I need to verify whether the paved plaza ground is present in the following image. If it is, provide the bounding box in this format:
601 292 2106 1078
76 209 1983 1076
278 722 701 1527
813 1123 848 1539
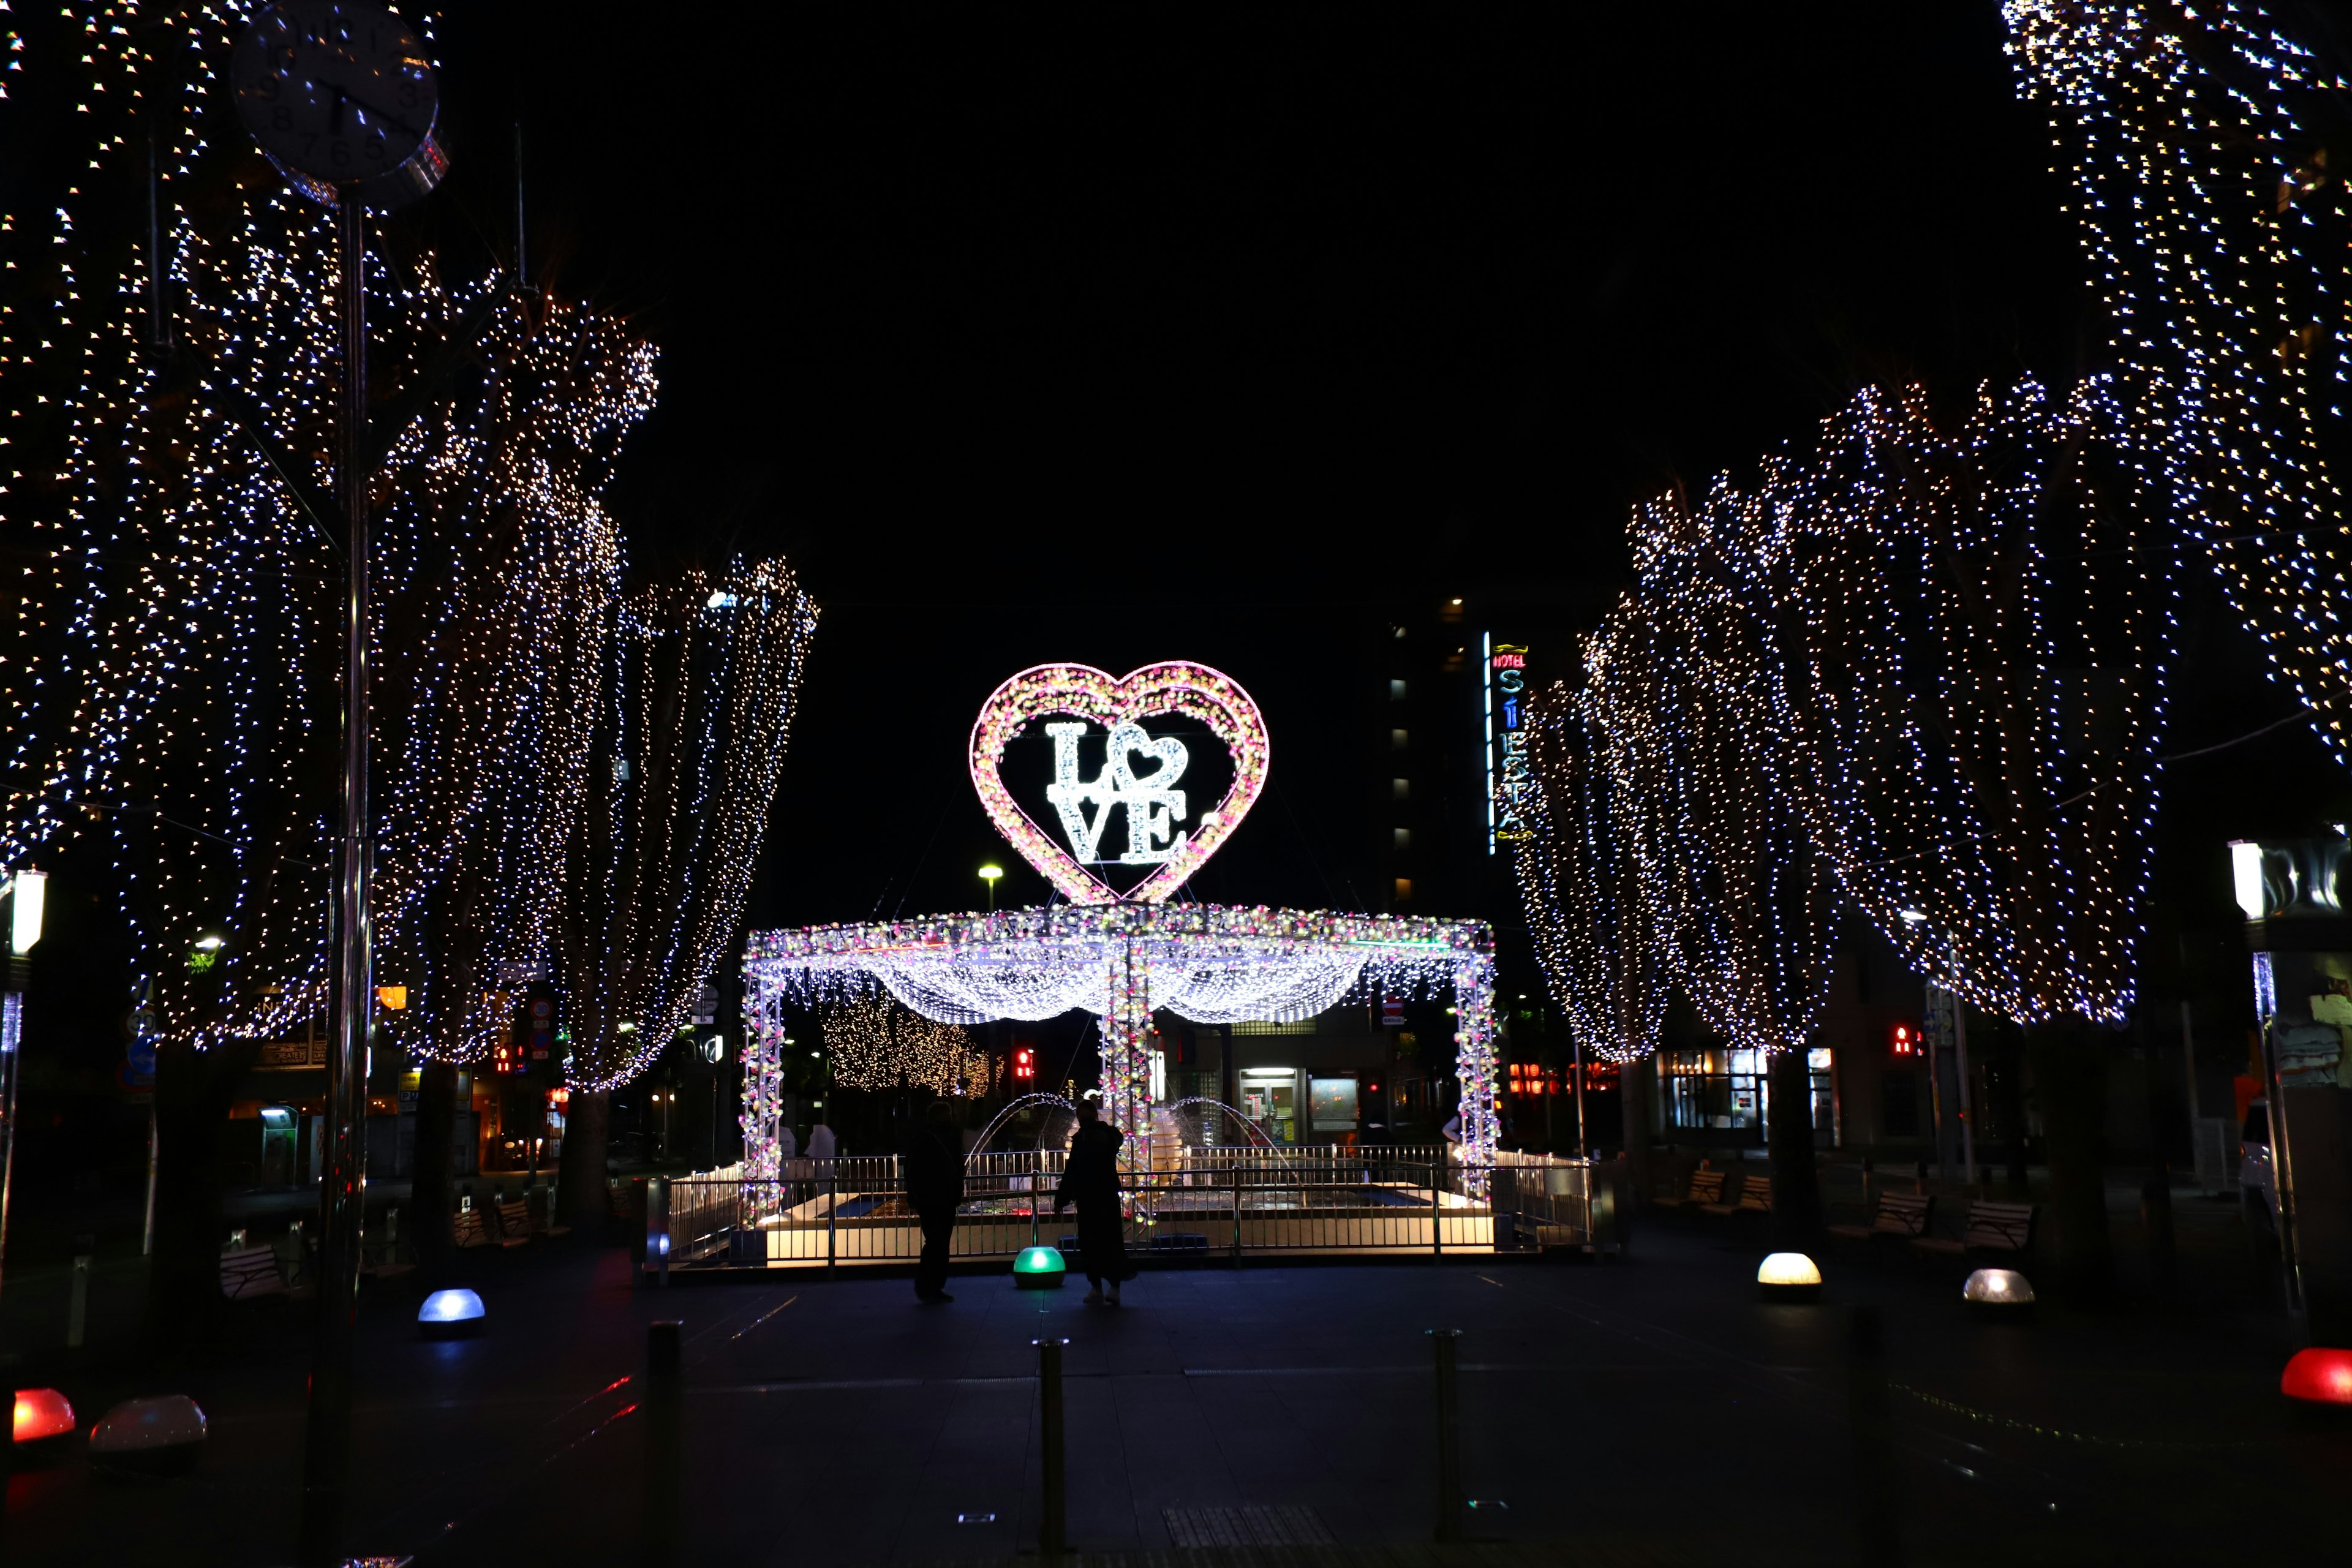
1 1183 2345 1566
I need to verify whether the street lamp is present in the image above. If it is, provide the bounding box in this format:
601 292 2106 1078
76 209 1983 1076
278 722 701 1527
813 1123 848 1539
979 863 1004 911
1 867 49 1300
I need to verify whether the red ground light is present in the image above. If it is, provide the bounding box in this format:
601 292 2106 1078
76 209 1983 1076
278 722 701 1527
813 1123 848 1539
2280 1348 2352 1406
13 1387 75 1442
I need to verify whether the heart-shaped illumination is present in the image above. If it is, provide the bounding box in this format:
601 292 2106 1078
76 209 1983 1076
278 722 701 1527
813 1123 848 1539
970 662 1269 904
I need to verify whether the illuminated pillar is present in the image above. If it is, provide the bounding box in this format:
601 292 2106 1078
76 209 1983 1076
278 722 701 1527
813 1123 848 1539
1452 956 1500 1169
1099 936 1153 1150
737 974 786 1224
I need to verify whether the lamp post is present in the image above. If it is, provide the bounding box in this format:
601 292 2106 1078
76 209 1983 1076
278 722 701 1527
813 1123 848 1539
0 867 50 1302
979 863 1004 913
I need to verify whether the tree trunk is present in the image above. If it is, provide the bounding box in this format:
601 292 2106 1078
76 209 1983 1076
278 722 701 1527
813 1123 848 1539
409 1060 458 1274
1769 1046 1821 1248
2027 1020 2113 1302
143 1036 247 1359
557 1087 612 1232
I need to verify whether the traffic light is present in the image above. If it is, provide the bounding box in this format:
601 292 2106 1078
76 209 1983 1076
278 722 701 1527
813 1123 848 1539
1890 1021 1920 1058
1013 1046 1036 1082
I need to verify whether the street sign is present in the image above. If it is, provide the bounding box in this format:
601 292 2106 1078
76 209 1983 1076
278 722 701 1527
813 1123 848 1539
692 980 719 1027
528 995 554 1061
1381 997 1406 1028
127 1033 158 1078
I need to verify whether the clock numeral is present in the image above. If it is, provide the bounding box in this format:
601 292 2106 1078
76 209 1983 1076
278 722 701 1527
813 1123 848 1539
365 137 385 163
330 138 350 169
272 106 292 132
398 80 418 109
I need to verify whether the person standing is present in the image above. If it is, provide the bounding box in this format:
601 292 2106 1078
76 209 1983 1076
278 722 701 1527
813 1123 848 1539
1055 1099 1136 1305
907 1101 965 1303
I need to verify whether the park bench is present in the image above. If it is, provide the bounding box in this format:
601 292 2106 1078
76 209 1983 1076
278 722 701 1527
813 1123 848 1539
1702 1173 1773 1218
453 1205 494 1249
491 1197 533 1249
1913 1199 2035 1259
219 1245 285 1300
1826 1189 1934 1243
1653 1167 1725 1211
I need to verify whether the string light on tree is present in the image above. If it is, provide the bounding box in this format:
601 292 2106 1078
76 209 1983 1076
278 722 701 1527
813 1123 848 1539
2004 1 2351 764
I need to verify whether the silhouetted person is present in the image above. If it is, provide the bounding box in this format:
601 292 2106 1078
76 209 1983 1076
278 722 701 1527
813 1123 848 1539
1055 1099 1135 1305
907 1100 965 1303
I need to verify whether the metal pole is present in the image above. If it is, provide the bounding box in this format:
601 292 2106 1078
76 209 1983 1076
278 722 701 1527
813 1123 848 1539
2260 1014 2307 1314
1430 1158 1442 1257
146 131 169 350
1572 1028 1589 1159
1430 1328 1463 1542
143 1105 158 1256
1037 1337 1066 1558
0 986 22 1304
643 1319 682 1568
297 190 373 1568
826 1172 837 1276
1951 984 1977 1184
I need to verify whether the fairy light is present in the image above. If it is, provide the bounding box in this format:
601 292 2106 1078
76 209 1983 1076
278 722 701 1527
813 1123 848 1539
1512 669 1668 1063
821 990 994 1096
4 9 817 1084
741 901 1499 1168
1593 492 1833 1060
968 662 1269 905
2003 2 2351 763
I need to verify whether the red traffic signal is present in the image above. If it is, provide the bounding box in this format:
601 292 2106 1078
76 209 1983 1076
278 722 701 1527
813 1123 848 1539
1013 1046 1036 1081
1890 1022 1920 1058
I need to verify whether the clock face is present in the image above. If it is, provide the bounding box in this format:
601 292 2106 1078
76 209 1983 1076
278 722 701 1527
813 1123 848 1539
231 2 439 186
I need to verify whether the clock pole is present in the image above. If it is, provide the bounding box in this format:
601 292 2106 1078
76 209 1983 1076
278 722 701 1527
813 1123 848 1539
225 9 451 1564
298 186 375 1567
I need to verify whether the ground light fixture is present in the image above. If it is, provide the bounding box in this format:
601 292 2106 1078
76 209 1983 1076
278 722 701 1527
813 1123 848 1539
418 1287 486 1340
1757 1252 1823 1302
1014 1245 1067 1289
1963 1267 2037 1317
13 1387 74 1444
88 1394 206 1475
2281 1347 2352 1408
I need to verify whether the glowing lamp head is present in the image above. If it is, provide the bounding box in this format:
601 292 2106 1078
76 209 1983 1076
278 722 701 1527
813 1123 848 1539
9 869 47 956
1014 1245 1067 1291
2282 1347 2352 1407
1757 1252 1823 1302
1963 1267 2036 1312
2230 840 2267 922
13 1387 74 1444
978 864 1003 882
418 1287 486 1339
191 932 226 952
1898 907 1928 925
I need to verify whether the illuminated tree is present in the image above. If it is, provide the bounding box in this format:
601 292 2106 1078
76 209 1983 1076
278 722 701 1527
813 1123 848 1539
1594 493 1834 1234
1514 666 1668 1084
551 559 818 1229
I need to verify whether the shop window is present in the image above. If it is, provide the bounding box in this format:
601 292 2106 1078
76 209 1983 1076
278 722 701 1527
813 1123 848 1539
1660 1047 1766 1132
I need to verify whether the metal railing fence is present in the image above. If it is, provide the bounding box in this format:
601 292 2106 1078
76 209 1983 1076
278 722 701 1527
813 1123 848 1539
647 1147 1618 1272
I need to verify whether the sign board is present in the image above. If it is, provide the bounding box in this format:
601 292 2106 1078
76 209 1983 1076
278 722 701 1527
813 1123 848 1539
1380 997 1406 1029
1484 635 1534 853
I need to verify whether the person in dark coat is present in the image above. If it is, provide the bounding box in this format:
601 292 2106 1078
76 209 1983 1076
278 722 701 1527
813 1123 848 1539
906 1100 966 1303
1055 1099 1136 1305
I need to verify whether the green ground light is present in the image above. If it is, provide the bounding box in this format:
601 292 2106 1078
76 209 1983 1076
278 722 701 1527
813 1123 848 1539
1014 1245 1066 1289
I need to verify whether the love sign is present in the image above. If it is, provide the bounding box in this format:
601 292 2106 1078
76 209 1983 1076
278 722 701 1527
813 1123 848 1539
969 662 1270 904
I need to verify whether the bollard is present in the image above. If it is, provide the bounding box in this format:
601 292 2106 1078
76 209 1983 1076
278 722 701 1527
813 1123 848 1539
2142 1163 2176 1287
1036 1337 1067 1558
66 1234 93 1350
1429 1328 1464 1542
1845 1306 1904 1566
643 1319 683 1568
647 1176 671 1287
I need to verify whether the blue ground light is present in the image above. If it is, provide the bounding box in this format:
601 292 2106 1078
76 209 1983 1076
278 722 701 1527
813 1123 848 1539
418 1287 486 1338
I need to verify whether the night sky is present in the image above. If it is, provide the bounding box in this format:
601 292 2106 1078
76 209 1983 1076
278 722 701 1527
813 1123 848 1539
413 3 2260 930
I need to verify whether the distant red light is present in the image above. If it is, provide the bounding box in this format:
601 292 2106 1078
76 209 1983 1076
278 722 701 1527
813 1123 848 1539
14 1387 74 1443
2282 1347 2352 1406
